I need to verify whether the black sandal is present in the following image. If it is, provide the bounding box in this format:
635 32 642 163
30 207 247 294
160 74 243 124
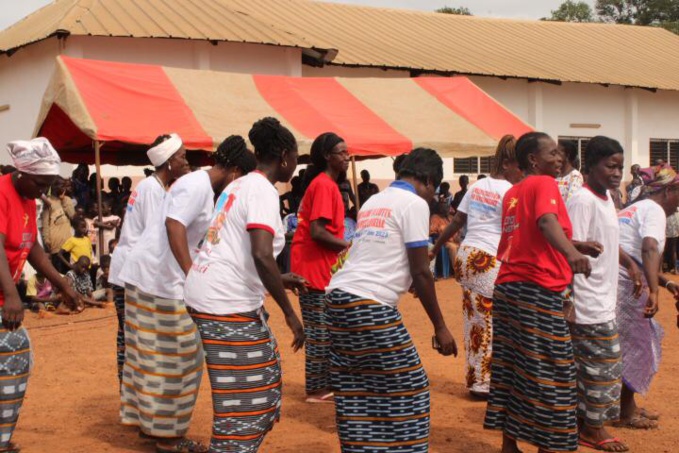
156 438 208 453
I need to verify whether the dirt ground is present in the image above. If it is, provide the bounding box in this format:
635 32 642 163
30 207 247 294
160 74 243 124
14 278 679 453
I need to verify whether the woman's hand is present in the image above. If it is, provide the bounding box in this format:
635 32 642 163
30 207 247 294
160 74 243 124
645 291 659 318
625 261 643 298
434 326 458 357
285 312 305 352
573 241 604 258
566 250 592 277
281 273 309 296
2 293 24 331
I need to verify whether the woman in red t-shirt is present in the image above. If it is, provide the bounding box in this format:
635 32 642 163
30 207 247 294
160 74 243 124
0 138 82 453
483 132 594 453
290 132 350 403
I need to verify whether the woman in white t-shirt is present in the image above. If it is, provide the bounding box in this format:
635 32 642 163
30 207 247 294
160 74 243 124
109 134 190 385
326 148 457 453
184 117 305 453
430 135 522 398
616 164 679 430
565 136 638 451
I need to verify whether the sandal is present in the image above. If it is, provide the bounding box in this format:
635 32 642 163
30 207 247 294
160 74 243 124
156 439 208 453
0 442 21 453
579 437 629 452
613 416 658 430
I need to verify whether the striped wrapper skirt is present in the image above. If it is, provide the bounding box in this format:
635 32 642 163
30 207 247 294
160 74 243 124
0 324 31 449
120 284 204 438
326 289 430 453
484 282 578 452
190 309 282 453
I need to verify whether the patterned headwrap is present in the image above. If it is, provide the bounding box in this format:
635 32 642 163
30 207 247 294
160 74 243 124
7 137 61 175
639 164 679 192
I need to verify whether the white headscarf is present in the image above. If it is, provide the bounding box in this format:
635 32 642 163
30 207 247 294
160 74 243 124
147 133 183 167
7 137 61 175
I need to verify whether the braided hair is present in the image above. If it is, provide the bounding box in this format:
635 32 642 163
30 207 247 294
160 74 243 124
491 135 517 177
215 135 257 174
248 117 296 162
302 132 344 191
397 148 443 188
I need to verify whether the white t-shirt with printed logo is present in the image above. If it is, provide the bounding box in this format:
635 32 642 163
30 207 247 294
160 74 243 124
184 171 285 315
457 177 512 257
119 170 215 299
109 177 165 286
567 187 619 324
327 181 430 308
618 198 666 264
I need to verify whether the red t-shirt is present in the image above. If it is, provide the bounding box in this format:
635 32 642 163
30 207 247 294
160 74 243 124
495 175 573 292
291 173 345 290
0 174 37 306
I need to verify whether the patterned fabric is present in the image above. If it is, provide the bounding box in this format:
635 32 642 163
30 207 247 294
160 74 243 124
484 282 578 453
191 309 282 453
300 290 331 394
0 325 31 449
456 245 498 394
66 270 93 296
326 289 430 453
113 285 125 384
568 321 622 427
120 284 204 437
616 265 664 395
666 211 679 238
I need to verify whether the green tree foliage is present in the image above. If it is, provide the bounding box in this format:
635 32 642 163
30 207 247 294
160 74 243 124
595 0 679 27
547 0 595 22
435 6 473 15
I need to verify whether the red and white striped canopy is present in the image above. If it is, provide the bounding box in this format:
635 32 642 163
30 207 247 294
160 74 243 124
35 56 532 165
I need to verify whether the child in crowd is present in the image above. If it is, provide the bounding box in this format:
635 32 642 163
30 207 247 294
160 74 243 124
95 255 114 303
60 217 93 269
65 256 109 311
88 199 121 263
26 272 59 313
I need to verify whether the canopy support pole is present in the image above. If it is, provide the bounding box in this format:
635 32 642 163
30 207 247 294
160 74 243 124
94 140 105 262
350 155 360 212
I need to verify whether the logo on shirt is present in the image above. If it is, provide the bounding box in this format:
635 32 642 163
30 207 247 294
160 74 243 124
618 206 637 225
23 213 29 227
550 198 557 205
508 197 518 210
206 192 237 245
127 191 138 212
469 188 502 213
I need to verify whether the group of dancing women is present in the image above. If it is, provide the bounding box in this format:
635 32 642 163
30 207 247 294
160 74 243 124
0 119 677 453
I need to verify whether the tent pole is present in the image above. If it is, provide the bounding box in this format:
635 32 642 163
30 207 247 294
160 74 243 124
94 141 105 262
351 155 360 211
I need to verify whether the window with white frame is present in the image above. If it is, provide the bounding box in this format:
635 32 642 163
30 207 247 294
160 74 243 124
558 136 591 169
452 156 494 174
649 139 679 168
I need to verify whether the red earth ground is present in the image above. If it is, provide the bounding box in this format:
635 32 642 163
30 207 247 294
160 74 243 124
14 278 679 452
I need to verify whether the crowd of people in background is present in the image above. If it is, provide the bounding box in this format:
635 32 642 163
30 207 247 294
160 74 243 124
1 126 679 453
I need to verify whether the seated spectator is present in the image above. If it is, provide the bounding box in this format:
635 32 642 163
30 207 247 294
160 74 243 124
26 272 59 313
65 256 109 310
60 217 93 268
95 255 114 303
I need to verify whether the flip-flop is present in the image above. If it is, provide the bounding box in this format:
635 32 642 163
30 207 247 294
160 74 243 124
156 438 208 453
305 392 335 404
613 416 658 430
579 437 629 452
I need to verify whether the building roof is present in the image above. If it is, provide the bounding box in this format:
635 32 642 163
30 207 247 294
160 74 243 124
0 0 334 55
3 0 679 91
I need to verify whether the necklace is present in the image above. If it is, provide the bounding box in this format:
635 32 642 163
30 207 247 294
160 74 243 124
153 173 168 190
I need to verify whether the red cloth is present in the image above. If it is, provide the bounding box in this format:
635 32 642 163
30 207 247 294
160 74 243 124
496 175 573 292
0 175 37 306
291 173 345 290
